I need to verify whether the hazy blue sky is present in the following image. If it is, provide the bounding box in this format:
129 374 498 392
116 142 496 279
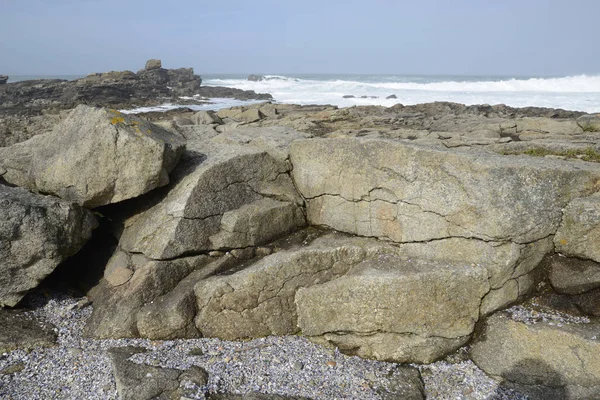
1 0 599 76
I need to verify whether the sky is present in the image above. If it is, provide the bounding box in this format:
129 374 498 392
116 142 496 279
1 0 599 76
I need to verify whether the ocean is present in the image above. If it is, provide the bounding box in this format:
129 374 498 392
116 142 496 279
7 74 600 113
203 74 600 113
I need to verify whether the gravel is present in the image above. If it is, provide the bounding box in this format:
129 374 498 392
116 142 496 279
0 293 529 399
506 304 591 325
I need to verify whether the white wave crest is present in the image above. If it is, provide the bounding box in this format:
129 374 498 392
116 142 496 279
201 74 600 112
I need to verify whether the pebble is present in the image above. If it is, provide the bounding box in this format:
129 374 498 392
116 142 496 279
0 292 530 399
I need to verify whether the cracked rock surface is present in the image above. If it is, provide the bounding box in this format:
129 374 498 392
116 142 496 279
0 185 97 306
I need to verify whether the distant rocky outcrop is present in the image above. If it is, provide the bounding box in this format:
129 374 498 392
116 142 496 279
144 59 162 71
247 74 265 82
0 75 8 85
0 60 271 118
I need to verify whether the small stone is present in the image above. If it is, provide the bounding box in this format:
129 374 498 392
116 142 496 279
326 361 337 368
365 371 377 381
0 362 25 375
188 347 204 356
293 361 304 371
209 251 225 257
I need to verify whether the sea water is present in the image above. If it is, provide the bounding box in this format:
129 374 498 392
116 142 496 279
8 74 600 113
203 74 600 113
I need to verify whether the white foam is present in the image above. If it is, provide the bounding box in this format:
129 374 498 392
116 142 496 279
121 98 266 114
204 75 600 113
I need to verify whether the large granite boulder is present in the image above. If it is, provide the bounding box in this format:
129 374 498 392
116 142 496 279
471 311 600 400
117 140 303 261
194 234 399 340
0 105 186 208
295 254 489 363
0 185 97 307
290 138 600 246
86 127 307 338
192 232 501 363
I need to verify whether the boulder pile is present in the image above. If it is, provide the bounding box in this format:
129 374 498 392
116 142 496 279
2 100 600 398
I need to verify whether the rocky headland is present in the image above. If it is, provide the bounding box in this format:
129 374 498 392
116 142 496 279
0 60 272 147
1 70 600 399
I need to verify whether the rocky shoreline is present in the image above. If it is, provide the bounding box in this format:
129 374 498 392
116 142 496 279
1 64 600 399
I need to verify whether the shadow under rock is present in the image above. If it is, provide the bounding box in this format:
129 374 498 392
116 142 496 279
494 358 567 400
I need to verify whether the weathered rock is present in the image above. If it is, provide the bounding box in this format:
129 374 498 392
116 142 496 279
194 234 399 340
118 141 303 260
549 254 600 295
85 252 212 338
471 312 600 399
343 95 355 99
296 255 489 363
0 185 97 307
555 193 600 263
577 114 600 132
0 309 57 352
108 346 208 400
209 198 305 250
145 59 162 71
290 138 600 245
0 105 186 207
386 94 397 99
0 75 8 85
376 366 425 400
135 254 243 340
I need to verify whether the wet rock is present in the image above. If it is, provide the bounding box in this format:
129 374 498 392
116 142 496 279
386 94 397 99
0 185 96 307
0 75 8 85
